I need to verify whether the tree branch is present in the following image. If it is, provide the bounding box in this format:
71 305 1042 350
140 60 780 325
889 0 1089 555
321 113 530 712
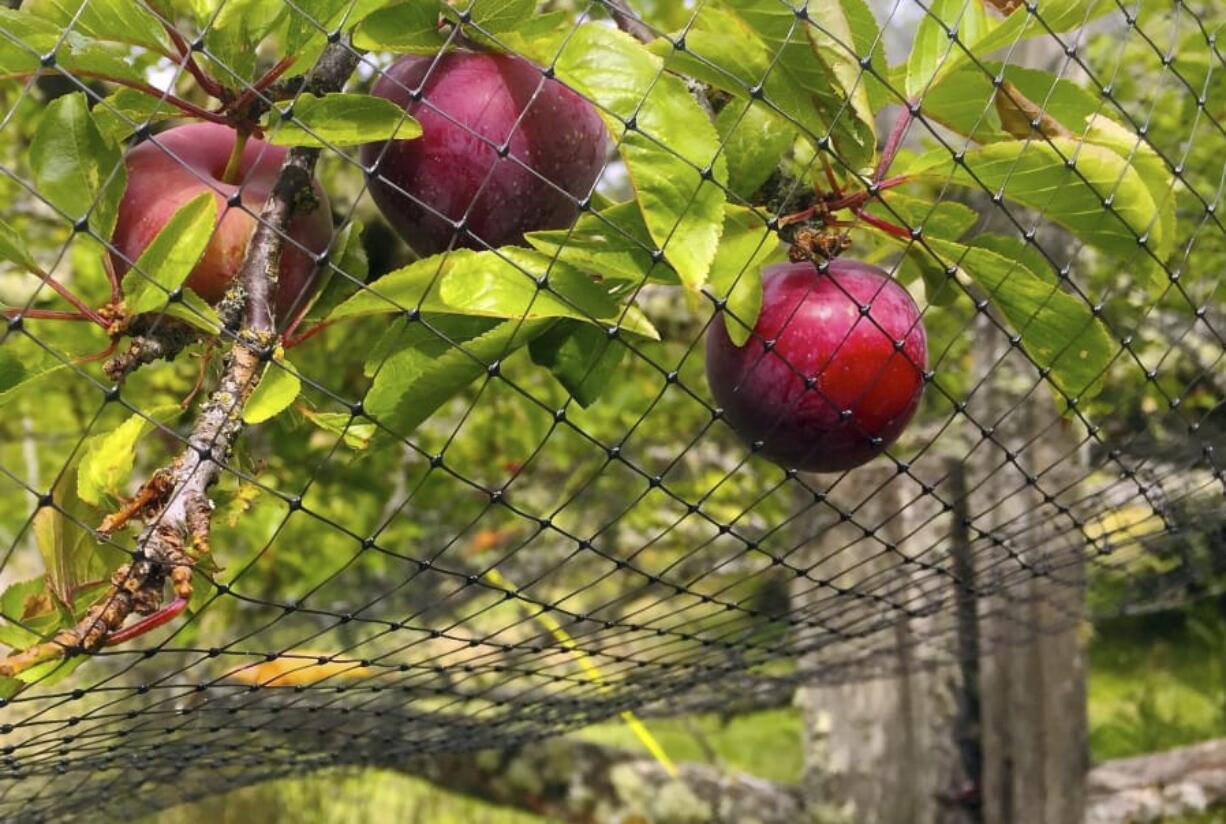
1087 738 1226 823
0 39 360 679
601 0 656 45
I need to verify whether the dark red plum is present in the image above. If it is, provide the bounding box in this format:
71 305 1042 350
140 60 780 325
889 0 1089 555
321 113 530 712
706 259 927 473
360 50 607 255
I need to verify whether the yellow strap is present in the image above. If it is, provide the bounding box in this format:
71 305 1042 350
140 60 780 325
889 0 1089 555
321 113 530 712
485 568 678 777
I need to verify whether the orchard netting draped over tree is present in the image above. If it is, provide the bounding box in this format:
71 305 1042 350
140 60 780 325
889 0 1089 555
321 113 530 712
0 0 1222 819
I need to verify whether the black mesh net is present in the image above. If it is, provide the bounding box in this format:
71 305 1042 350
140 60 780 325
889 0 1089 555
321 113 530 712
0 0 1222 820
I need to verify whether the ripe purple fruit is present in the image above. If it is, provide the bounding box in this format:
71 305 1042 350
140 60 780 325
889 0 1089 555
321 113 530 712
360 50 607 255
706 259 927 473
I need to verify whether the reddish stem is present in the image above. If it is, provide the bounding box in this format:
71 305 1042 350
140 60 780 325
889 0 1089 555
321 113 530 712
29 273 110 327
283 319 333 349
224 55 296 116
826 175 910 212
778 205 820 228
875 105 914 183
855 209 913 240
3 307 94 322
155 12 226 99
101 255 122 303
821 155 844 197
76 340 119 363
61 71 231 125
104 597 188 647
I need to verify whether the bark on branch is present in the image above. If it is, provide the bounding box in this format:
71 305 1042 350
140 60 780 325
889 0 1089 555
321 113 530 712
0 39 360 679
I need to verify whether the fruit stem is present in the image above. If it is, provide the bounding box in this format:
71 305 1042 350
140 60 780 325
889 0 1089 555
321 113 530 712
221 128 250 186
874 104 915 183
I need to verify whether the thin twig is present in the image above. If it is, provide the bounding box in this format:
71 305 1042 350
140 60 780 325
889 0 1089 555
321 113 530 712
60 70 230 123
153 7 227 99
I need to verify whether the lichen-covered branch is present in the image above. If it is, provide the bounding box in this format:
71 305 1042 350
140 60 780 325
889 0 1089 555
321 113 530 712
0 39 360 680
1087 738 1226 823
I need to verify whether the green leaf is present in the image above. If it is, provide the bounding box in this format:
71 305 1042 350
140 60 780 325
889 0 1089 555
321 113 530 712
299 408 375 449
970 232 1057 284
200 0 287 82
78 407 180 506
162 288 223 334
919 63 1102 145
840 0 889 112
864 192 978 241
706 206 779 346
285 0 391 53
121 193 217 316
364 316 553 435
92 88 183 146
550 24 727 290
802 0 878 161
0 347 66 408
0 8 58 75
330 248 659 338
30 93 126 242
716 0 875 168
926 0 1115 91
904 139 1165 259
527 201 681 286
243 355 303 424
716 100 796 199
304 220 369 323
906 0 990 99
0 577 59 651
529 321 625 407
268 93 422 148
352 0 446 52
24 0 170 52
32 462 102 606
449 0 534 33
1082 115 1176 268
0 216 42 275
13 654 87 687
926 237 1113 401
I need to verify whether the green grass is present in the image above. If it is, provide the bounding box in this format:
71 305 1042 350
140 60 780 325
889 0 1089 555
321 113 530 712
1087 602 1226 762
144 768 547 824
576 706 805 784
